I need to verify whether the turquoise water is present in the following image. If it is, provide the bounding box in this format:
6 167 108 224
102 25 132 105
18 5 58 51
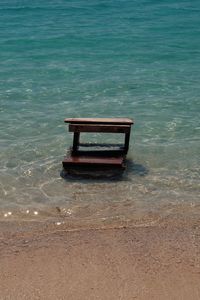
0 0 199 224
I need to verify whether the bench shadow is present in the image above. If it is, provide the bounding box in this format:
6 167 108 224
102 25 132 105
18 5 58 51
125 159 149 177
60 159 148 183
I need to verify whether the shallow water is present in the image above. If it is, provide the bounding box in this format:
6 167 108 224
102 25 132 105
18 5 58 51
0 0 199 225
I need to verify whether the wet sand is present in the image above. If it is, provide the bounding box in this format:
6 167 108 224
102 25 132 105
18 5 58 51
1 215 200 300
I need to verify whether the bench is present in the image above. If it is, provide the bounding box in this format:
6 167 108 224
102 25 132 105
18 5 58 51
62 118 134 170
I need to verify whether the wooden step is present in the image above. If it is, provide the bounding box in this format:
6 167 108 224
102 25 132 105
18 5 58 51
62 155 124 169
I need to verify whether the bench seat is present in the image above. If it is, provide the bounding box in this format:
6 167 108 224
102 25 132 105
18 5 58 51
64 118 134 125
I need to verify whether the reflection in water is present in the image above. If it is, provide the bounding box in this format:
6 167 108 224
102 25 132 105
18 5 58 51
60 168 124 181
60 159 149 181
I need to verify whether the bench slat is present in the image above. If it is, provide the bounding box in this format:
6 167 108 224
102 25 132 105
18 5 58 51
69 124 131 133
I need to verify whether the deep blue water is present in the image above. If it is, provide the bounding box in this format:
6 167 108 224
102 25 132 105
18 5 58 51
0 0 199 223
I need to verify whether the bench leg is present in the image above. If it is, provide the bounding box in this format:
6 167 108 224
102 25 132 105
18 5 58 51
124 131 130 154
72 132 80 154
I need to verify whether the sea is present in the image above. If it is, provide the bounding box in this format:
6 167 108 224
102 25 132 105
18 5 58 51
0 0 199 227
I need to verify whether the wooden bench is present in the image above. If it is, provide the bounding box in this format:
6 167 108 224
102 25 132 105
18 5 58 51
62 118 134 171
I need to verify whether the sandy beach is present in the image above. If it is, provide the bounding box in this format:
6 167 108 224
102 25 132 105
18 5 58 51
1 214 200 300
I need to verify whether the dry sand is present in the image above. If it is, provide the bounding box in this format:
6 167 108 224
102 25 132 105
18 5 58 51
0 215 200 300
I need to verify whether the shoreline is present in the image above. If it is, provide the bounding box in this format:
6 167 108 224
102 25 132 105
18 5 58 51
1 214 200 299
